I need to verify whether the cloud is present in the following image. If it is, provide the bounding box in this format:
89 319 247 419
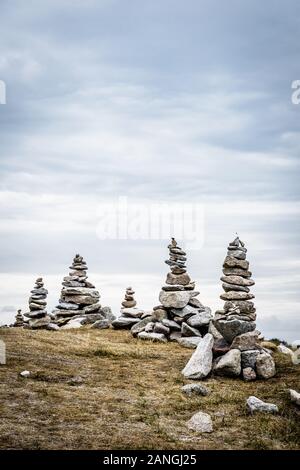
0 0 299 340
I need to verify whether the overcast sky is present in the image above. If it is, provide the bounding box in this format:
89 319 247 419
0 0 299 341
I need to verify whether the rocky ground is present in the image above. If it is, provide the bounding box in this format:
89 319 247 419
0 328 299 450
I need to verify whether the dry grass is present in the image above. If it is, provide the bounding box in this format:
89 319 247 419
0 327 299 450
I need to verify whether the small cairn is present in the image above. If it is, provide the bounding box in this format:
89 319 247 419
128 238 212 344
13 309 25 327
53 254 114 328
112 287 146 329
212 236 276 380
24 278 51 329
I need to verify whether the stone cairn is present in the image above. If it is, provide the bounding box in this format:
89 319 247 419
24 278 51 329
53 254 114 329
212 236 276 381
181 236 276 381
112 287 146 329
13 309 25 327
114 238 212 345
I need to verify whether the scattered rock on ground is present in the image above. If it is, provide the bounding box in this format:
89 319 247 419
187 411 213 433
246 396 278 414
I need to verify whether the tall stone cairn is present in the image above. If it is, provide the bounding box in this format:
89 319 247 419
112 287 146 329
122 287 137 308
53 254 114 328
129 238 212 344
212 236 276 381
24 277 51 329
13 309 25 327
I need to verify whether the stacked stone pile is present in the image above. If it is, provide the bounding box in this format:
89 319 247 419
181 236 276 381
24 278 51 329
53 254 115 329
130 238 212 345
212 236 275 380
13 309 25 327
112 287 147 329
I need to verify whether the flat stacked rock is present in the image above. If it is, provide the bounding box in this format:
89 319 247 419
213 236 276 380
112 287 146 329
132 238 212 344
24 278 51 329
53 254 115 328
13 309 25 327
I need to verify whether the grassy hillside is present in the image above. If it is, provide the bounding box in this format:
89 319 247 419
0 327 299 450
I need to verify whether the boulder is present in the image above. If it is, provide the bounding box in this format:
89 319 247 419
231 330 261 351
181 384 209 397
214 349 241 377
241 350 260 369
247 396 278 414
182 333 214 379
137 332 167 343
187 412 213 433
159 290 190 309
120 307 144 319
256 352 276 379
214 319 256 343
111 317 140 329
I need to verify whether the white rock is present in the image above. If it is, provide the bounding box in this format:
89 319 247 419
159 290 191 309
278 344 293 356
121 307 144 318
137 332 167 343
182 333 214 379
247 396 278 414
289 389 300 406
187 411 213 433
256 351 276 379
20 370 31 378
